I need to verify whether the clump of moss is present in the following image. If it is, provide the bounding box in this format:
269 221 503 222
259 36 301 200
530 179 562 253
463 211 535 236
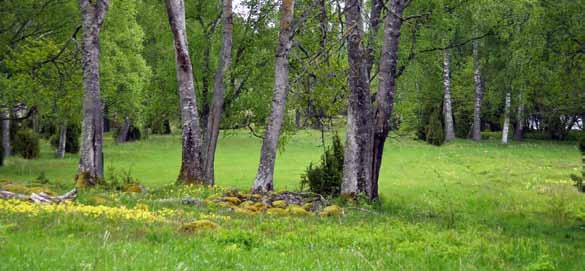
87 196 109 205
271 200 286 208
180 220 220 233
223 196 241 206
122 184 146 193
28 187 54 195
2 183 30 194
288 206 310 216
266 208 288 216
319 205 343 217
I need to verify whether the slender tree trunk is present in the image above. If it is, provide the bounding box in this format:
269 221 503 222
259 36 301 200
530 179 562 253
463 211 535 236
368 0 408 200
76 0 108 186
443 49 455 141
502 92 511 144
56 123 67 158
365 0 383 79
116 116 130 143
252 0 295 193
471 40 484 141
514 94 524 141
1 110 10 158
341 0 374 196
166 0 205 185
203 0 233 185
32 111 39 133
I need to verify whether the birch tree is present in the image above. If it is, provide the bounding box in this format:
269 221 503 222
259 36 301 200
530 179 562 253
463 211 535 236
252 0 295 193
165 0 205 184
471 39 484 141
76 0 109 186
442 49 455 141
501 91 511 144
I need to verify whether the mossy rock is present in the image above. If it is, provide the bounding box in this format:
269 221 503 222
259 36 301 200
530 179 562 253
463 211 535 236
223 196 241 206
319 205 343 217
122 184 145 193
87 196 109 205
206 193 222 201
271 200 287 208
288 206 310 216
266 207 288 216
180 220 220 233
233 207 257 215
28 187 55 196
2 183 30 194
302 202 314 211
75 172 90 189
240 200 254 208
218 201 236 208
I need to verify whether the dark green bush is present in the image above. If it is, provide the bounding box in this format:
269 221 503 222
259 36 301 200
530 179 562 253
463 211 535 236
49 124 80 153
113 125 142 142
0 141 4 166
425 108 445 146
300 134 344 196
13 129 40 159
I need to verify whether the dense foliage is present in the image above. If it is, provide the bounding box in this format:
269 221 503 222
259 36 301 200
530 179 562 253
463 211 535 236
300 134 344 196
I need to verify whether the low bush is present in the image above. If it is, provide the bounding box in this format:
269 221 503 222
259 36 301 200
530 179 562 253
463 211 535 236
13 129 40 159
425 108 445 146
300 134 344 196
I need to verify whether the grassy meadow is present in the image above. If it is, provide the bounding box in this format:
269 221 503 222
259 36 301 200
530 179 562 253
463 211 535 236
1 130 585 270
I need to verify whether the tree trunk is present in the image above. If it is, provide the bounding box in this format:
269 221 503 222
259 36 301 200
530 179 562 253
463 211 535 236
252 0 295 193
76 0 108 186
368 0 408 200
1 110 10 158
166 0 205 185
365 0 383 79
341 0 374 197
116 116 130 143
443 49 455 141
502 92 511 144
514 94 524 141
203 0 233 185
32 110 39 133
471 39 484 141
56 123 67 159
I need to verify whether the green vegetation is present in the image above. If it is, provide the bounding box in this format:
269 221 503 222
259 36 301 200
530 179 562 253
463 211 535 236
1 131 585 270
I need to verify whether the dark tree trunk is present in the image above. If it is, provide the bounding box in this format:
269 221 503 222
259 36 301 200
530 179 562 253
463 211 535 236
116 116 130 143
2 110 10 158
32 110 39 133
471 39 484 141
341 0 374 196
502 92 511 144
166 0 205 185
443 49 455 141
369 0 408 200
252 0 295 193
203 0 233 185
103 104 110 132
76 0 108 186
56 123 67 159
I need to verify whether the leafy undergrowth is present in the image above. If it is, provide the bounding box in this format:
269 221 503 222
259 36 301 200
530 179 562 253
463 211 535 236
1 183 585 270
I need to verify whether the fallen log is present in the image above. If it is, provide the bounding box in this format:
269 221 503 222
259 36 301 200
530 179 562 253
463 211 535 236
0 188 77 203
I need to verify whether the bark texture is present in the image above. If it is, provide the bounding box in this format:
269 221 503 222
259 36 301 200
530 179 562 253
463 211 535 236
56 123 67 158
165 0 205 184
502 92 511 144
341 0 374 196
204 0 233 185
252 0 295 193
442 49 455 141
514 94 524 140
365 0 383 78
1 110 10 158
471 40 484 141
77 0 108 186
369 0 409 200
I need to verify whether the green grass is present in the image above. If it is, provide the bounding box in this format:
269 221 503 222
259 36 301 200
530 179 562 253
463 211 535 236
1 130 585 270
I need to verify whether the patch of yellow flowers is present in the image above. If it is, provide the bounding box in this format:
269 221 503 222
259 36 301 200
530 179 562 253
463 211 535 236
0 199 179 223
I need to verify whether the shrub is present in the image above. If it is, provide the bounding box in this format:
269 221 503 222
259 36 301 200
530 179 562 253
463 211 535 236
13 129 40 159
49 124 80 153
113 125 142 142
300 133 344 196
425 108 445 146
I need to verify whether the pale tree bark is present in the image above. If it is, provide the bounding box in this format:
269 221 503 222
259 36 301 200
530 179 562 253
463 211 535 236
442 49 455 141
252 0 295 193
365 0 383 79
1 110 10 158
502 92 511 144
514 93 524 140
369 0 409 200
471 39 484 141
203 0 233 185
166 0 206 185
116 116 130 143
76 0 108 186
341 0 374 196
56 122 67 158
